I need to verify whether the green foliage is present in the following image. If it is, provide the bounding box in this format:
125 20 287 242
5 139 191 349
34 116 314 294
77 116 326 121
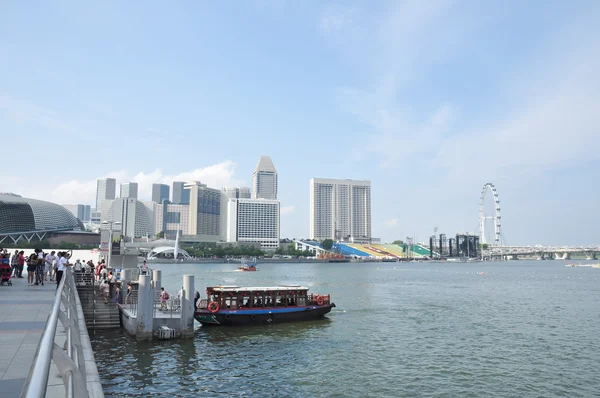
392 240 404 245
275 245 314 257
182 243 265 258
321 239 334 250
481 243 489 250
156 231 164 238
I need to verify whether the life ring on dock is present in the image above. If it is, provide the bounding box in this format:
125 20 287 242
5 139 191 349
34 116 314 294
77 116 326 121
208 302 220 313
316 296 324 306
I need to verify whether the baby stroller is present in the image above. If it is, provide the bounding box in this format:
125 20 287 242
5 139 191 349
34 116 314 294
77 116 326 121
0 255 12 286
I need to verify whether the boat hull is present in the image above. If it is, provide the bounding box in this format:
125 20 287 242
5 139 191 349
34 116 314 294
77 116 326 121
195 304 335 326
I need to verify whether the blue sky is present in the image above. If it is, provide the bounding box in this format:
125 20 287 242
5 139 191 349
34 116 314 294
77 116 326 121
1 1 599 245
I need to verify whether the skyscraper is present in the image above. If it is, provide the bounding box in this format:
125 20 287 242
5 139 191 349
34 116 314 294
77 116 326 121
222 187 251 199
96 178 116 210
252 156 277 200
120 182 138 199
309 178 372 242
172 181 190 204
152 183 170 203
185 182 221 237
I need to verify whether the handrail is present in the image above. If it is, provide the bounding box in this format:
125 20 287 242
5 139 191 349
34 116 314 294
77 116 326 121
21 267 89 398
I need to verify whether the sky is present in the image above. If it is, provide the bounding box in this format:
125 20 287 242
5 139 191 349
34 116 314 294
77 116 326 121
1 1 599 245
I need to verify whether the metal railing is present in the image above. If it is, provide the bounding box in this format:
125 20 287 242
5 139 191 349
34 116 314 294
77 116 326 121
21 267 89 398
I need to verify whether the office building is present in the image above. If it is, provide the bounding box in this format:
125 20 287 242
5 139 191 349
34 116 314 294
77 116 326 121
96 178 116 211
155 203 190 239
103 198 155 238
252 156 277 200
309 178 371 241
185 182 221 237
152 183 170 204
172 181 190 205
120 182 138 199
62 204 92 222
226 198 280 250
222 187 251 199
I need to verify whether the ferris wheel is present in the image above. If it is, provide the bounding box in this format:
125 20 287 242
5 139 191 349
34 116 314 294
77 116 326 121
479 183 502 245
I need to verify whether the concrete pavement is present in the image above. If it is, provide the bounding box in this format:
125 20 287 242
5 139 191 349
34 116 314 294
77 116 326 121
0 273 103 397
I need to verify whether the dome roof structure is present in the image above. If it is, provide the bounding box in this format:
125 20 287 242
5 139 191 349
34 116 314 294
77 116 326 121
0 194 83 234
147 246 190 260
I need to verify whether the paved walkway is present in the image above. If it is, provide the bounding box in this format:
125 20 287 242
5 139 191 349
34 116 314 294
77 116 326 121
0 274 66 397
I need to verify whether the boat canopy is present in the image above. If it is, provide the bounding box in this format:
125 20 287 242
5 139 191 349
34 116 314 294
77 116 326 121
208 285 309 292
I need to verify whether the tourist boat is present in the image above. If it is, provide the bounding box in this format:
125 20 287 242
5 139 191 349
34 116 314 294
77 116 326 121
194 285 336 326
238 257 258 271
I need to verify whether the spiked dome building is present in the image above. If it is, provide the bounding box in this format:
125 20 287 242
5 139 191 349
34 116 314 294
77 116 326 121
0 193 84 243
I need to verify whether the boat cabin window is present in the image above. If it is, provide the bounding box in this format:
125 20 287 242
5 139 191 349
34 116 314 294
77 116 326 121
252 293 263 308
225 295 237 309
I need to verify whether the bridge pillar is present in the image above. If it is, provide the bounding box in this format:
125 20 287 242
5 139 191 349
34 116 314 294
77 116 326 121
545 252 554 260
508 254 518 260
554 252 564 260
585 251 597 260
563 252 571 260
535 252 545 260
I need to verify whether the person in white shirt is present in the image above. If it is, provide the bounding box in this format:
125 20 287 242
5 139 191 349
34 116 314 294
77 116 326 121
45 251 57 282
56 251 71 288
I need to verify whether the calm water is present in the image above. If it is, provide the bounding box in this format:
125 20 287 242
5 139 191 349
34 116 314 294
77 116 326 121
91 261 600 397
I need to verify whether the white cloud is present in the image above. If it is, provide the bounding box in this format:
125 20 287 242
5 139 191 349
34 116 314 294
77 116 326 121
280 205 295 215
4 161 244 206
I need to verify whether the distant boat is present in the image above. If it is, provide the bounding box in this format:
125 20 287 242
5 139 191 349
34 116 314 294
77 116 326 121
238 257 258 271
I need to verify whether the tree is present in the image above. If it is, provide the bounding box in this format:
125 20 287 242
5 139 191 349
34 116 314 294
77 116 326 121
481 243 489 250
322 239 334 250
156 231 164 238
392 240 404 245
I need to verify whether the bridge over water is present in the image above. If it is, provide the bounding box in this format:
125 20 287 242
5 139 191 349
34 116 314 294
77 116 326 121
483 245 600 260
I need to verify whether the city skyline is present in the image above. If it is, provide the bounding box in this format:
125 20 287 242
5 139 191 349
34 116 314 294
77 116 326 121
2 2 599 245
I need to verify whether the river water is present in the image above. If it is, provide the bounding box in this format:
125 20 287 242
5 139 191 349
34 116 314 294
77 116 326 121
90 260 600 397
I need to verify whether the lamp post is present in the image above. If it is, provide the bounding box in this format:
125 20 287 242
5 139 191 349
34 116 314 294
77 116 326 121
102 220 121 267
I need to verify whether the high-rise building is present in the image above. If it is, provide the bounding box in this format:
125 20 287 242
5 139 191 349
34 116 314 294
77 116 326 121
103 198 155 238
172 181 190 205
155 203 190 239
185 182 221 237
222 187 251 199
152 183 170 203
61 204 91 222
309 178 371 242
120 182 138 199
96 178 116 210
252 156 277 200
226 198 280 250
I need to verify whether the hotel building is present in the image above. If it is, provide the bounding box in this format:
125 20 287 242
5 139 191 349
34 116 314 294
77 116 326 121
309 178 371 242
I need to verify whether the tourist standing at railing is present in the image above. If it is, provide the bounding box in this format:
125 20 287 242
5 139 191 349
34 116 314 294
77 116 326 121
126 283 132 304
56 251 72 288
114 285 121 306
142 260 148 275
160 287 169 310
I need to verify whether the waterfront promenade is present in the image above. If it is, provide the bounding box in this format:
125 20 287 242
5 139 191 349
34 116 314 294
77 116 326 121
0 275 103 397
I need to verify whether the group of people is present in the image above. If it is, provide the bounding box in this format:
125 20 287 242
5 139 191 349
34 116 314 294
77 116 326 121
0 248 72 287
